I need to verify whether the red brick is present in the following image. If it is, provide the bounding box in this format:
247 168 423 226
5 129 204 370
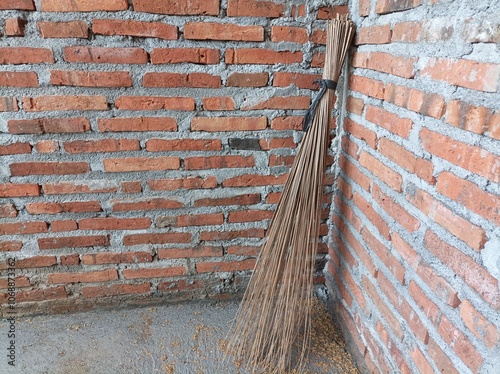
103 156 180 172
64 47 147 64
460 299 498 348
200 229 264 241
202 96 235 111
372 184 420 232
177 214 223 227
0 97 18 112
225 48 302 65
123 232 191 246
0 71 38 87
0 204 17 218
83 283 151 298
93 19 177 39
196 259 256 273
98 117 176 132
42 0 127 11
416 261 460 308
63 139 139 154
0 241 23 252
406 187 486 250
23 95 108 111
317 5 348 19
48 269 118 284
51 220 78 232
0 142 31 155
242 96 309 110
227 246 260 256
0 276 31 289
259 137 296 150
420 58 499 92
338 154 371 191
228 210 273 223
363 228 404 282
354 192 392 240
273 72 321 90
346 97 364 116
10 161 89 176
195 193 260 207
384 83 447 119
0 183 40 197
132 0 219 15
5 17 27 36
379 137 435 184
359 0 370 16
151 48 219 64
223 174 287 187
345 118 378 149
184 22 263 41
146 139 221 152
8 117 90 134
349 75 385 99
15 286 67 303
392 21 422 42
0 0 35 10
310 29 326 45
425 230 500 309
462 18 500 43
437 315 483 372
353 51 416 78
123 266 186 279
38 21 88 38
14 256 57 269
359 151 403 192
111 198 183 212
115 96 194 111
121 181 142 194
51 70 132 88
427 339 460 374
355 25 392 45
184 155 254 170
35 140 59 153
411 346 434 374
43 181 118 195
82 252 151 265
158 246 222 259
270 116 302 131
376 0 422 14
0 47 54 64
191 116 267 131
148 176 217 191
271 26 307 43
158 279 205 292
365 105 413 138
446 100 496 137
437 171 500 226
143 72 220 88
421 128 499 183
409 280 441 325
79 217 151 231
226 72 268 87
227 0 283 17
26 201 102 215
38 235 109 250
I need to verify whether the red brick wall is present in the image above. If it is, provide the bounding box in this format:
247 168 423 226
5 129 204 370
327 0 499 373
0 0 347 315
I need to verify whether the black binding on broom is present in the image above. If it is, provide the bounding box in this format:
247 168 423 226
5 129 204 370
302 79 337 132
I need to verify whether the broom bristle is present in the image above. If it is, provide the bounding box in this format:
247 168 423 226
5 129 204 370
227 15 355 373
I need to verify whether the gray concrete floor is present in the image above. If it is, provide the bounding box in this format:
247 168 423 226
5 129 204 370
0 300 358 374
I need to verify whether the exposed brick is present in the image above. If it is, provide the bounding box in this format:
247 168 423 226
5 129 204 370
421 128 499 183
123 266 186 279
185 22 263 41
48 269 118 284
411 346 434 374
8 118 90 134
63 139 139 154
445 100 496 137
0 72 37 88
242 96 309 110
196 259 256 273
123 232 191 246
82 252 152 265
184 155 254 170
317 5 349 19
349 75 385 99
103 157 180 172
259 137 296 150
462 17 500 43
121 181 142 194
227 72 268 87
0 204 17 218
375 0 422 14
93 19 177 40
10 162 89 176
427 339 460 374
0 276 31 289
355 25 392 45
195 194 261 207
409 280 441 325
384 83 446 119
270 116 302 130
158 246 222 259
60 254 80 265
223 174 287 187
51 70 132 88
338 154 371 191
0 47 54 64
64 47 148 64
191 116 267 131
26 201 102 215
143 72 220 88
415 261 460 308
35 140 59 153
132 0 219 15
79 217 151 231
228 210 273 223
146 138 221 152
23 96 108 111
227 0 283 17
202 96 235 111
13 256 57 269
460 299 498 348
38 21 88 38
406 186 486 250
150 48 219 64
111 198 183 212
273 72 321 90
0 241 23 252
0 142 31 155
43 181 118 195
420 58 500 92
5 18 26 36
0 97 18 111
424 230 500 309
83 283 151 298
51 220 78 232
352 51 416 79
114 96 195 111
38 235 109 250
271 26 307 43
345 118 377 149
15 286 67 303
0 0 35 10
148 176 217 191
392 21 422 42
98 117 177 132
365 105 413 138
359 151 403 192
0 183 40 197
226 48 303 65
42 0 127 11
359 0 370 16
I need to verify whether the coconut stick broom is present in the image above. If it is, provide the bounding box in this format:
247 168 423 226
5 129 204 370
227 15 355 373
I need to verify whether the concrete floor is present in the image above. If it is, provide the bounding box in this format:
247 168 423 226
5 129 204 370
0 299 358 374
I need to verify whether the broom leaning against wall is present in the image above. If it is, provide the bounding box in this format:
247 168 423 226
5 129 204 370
227 15 356 373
